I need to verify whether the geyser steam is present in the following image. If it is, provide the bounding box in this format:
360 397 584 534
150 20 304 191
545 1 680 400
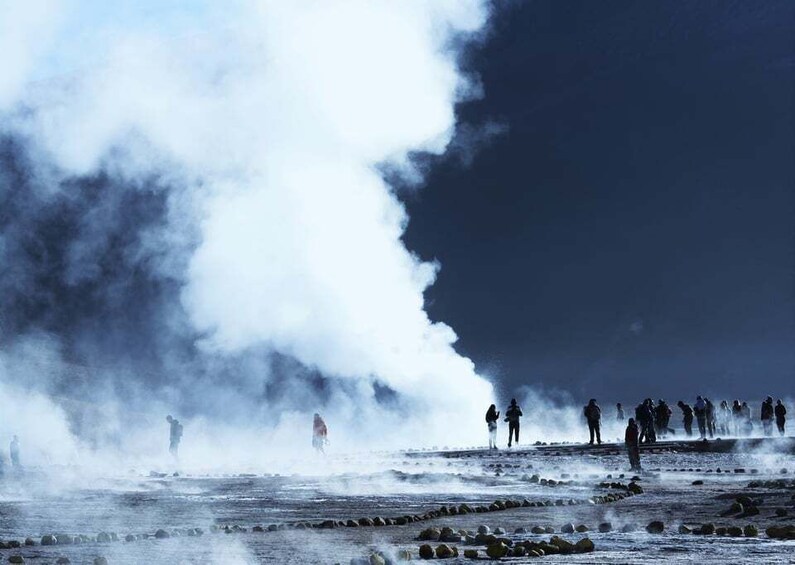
0 0 493 459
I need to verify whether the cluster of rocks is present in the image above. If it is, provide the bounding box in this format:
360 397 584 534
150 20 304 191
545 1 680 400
719 495 762 518
416 535 595 560
3 557 107 565
677 523 758 537
0 527 205 553
765 525 795 540
747 478 795 489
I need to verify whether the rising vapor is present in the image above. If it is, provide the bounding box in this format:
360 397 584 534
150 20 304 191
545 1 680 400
0 0 494 461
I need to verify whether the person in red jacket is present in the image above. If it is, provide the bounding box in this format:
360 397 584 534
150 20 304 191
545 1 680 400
625 418 641 471
313 413 328 454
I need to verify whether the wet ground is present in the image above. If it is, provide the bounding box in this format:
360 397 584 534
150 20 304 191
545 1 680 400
0 437 794 564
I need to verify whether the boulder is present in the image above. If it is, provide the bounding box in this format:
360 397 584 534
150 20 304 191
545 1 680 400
6 541 20 548
575 524 589 533
514 527 528 534
775 508 788 517
397 549 412 561
715 527 727 536
94 559 108 565
23 539 34 547
125 534 136 542
530 526 545 534
418 528 440 541
96 533 112 543
550 536 575 554
372 517 386 527
41 535 56 546
692 480 704 486
463 549 478 558
678 525 692 534
736 495 753 507
154 529 170 539
545 526 555 534
575 538 595 553
359 518 374 527
727 526 743 537
646 521 665 534
700 523 715 535
744 524 758 537
512 545 526 557
8 557 24 564
476 525 490 535
493 527 506 535
561 523 575 534
485 542 509 559
418 544 434 559
56 559 71 565
628 482 643 495
598 522 612 533
435 544 455 558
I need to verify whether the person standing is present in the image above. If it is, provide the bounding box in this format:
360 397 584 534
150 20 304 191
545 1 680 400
655 399 672 439
504 399 523 448
718 400 731 435
761 396 775 436
625 418 641 471
584 399 602 445
731 400 743 436
313 413 328 454
616 403 625 421
694 396 707 439
774 399 787 436
741 402 753 435
705 398 716 439
166 415 183 457
485 404 500 450
678 401 694 437
9 436 21 470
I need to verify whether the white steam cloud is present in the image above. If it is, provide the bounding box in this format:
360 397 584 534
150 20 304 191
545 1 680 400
0 0 494 458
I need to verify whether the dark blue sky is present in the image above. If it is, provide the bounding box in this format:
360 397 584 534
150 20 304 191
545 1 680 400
404 1 795 402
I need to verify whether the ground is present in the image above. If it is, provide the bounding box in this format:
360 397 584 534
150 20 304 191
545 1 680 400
0 438 793 564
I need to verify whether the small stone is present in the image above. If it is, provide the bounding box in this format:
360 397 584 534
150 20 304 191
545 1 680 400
646 521 665 534
485 542 509 559
418 544 434 559
463 549 478 558
154 529 170 539
598 522 612 533
575 538 595 553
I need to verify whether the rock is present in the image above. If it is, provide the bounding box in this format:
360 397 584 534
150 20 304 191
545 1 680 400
743 525 758 537
742 506 760 517
599 522 613 533
372 517 386 527
775 508 788 517
575 524 589 533
531 526 545 534
493 527 506 535
538 542 559 555
620 524 636 533
6 541 20 548
512 545 526 557
715 527 727 535
125 534 136 542
93 559 108 565
700 523 715 535
678 525 692 534
628 482 643 495
419 528 440 541
397 549 412 561
726 502 743 515
727 526 743 537
41 535 56 546
550 536 575 554
8 557 24 564
485 542 509 559
368 554 386 565
359 518 374 527
463 549 478 558
435 544 455 558
736 495 753 507
418 544 434 559
154 529 170 539
23 539 34 547
646 521 665 534
514 527 527 534
477 525 490 535
561 523 575 534
692 480 704 486
96 532 112 543
544 526 555 534
575 538 595 553
56 559 71 565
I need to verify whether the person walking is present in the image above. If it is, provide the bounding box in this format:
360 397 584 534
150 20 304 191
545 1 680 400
485 404 500 450
705 398 716 439
584 399 602 445
655 400 672 439
761 396 774 436
774 399 787 436
731 400 743 436
678 401 694 437
625 418 641 471
504 399 523 448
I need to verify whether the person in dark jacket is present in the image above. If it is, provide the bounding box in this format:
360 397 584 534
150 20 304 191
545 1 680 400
616 403 625 421
485 404 500 450
761 396 775 436
584 399 602 445
625 418 641 471
775 399 787 436
731 400 743 436
636 400 655 444
655 400 672 439
504 399 523 447
694 396 707 439
166 415 183 457
678 401 694 437
705 398 716 439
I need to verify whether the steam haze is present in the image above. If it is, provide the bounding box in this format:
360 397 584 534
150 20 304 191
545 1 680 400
0 0 494 465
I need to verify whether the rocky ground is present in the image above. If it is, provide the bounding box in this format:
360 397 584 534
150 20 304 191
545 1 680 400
0 437 793 564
